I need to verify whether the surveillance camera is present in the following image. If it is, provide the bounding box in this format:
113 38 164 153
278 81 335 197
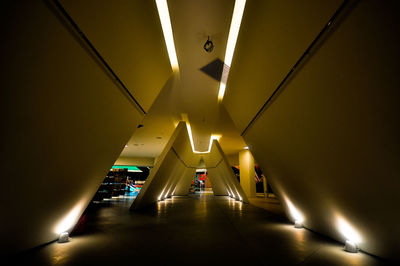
204 36 214 53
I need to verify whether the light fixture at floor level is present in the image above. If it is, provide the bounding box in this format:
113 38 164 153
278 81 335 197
294 220 303 228
58 232 69 243
344 240 358 253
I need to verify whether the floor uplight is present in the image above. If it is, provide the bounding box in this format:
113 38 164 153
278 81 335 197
294 220 303 228
58 232 69 243
344 240 358 253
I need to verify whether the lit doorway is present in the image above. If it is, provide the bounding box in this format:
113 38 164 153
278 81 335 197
190 169 213 194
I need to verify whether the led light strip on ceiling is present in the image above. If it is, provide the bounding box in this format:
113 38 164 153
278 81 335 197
218 0 247 101
155 0 179 71
181 114 221 154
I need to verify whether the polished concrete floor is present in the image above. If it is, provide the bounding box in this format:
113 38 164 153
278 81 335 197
15 194 386 265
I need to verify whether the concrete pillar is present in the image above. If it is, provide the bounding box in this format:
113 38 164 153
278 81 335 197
239 149 256 198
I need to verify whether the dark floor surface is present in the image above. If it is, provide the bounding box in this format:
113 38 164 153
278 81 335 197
14 194 387 265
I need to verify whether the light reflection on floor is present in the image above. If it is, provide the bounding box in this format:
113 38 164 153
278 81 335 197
14 194 387 266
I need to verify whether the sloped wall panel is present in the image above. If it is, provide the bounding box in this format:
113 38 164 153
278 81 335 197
0 0 156 255
207 168 228 196
60 0 172 112
131 122 248 209
131 122 191 210
204 141 248 202
174 168 197 196
224 0 342 132
224 0 400 260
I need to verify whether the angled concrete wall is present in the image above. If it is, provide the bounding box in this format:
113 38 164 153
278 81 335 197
0 0 171 255
174 168 197 196
207 168 228 196
131 122 248 210
224 0 400 260
205 141 249 203
60 0 172 111
131 122 197 210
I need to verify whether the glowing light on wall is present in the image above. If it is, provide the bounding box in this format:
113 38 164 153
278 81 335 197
181 114 221 154
54 200 86 234
158 188 166 201
165 187 173 198
155 0 179 70
336 216 362 244
285 198 304 223
218 0 246 101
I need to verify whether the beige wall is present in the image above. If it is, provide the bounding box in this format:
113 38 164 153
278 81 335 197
115 157 155 167
225 0 342 132
239 150 256 198
60 0 171 112
226 153 239 166
0 0 170 255
224 0 400 260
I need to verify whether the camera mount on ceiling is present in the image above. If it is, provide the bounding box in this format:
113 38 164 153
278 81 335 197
203 36 214 53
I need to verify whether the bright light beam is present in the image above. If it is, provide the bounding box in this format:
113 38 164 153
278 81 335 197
285 198 304 223
218 0 246 101
54 200 86 234
156 0 179 70
337 216 362 244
